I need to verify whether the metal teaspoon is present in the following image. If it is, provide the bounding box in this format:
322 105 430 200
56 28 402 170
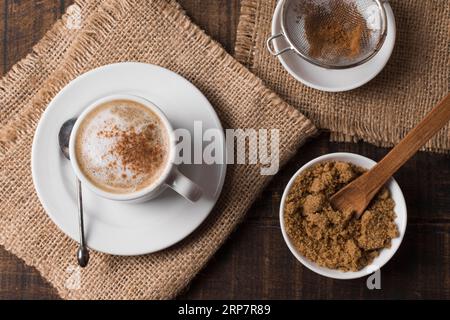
58 118 90 268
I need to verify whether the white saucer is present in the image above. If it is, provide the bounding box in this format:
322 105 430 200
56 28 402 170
32 62 227 256
271 1 396 92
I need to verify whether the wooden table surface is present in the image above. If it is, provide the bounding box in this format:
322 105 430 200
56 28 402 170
0 0 449 300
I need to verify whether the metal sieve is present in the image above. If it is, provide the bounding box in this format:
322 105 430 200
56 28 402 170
267 0 388 69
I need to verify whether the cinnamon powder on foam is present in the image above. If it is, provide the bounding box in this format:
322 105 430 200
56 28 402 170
76 101 169 193
97 124 166 182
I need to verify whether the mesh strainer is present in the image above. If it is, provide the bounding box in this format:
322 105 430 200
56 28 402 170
267 0 388 69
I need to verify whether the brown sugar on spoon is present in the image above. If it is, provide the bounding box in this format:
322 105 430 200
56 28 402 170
330 94 450 217
284 161 399 272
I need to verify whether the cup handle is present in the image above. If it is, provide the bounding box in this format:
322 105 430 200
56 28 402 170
166 167 202 202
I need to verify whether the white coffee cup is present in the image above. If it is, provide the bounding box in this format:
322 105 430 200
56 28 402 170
69 94 202 203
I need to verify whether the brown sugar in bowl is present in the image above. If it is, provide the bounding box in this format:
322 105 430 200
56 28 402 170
279 153 407 279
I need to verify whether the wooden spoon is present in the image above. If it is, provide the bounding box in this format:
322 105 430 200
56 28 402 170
330 94 450 218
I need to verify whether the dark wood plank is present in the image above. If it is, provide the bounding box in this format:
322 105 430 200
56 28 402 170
0 0 71 300
1 0 449 300
0 0 67 74
0 1 5 72
180 133 450 299
178 0 240 54
0 0 240 301
0 250 59 299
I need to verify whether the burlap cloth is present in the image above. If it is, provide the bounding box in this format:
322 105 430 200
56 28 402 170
0 0 317 299
235 0 449 152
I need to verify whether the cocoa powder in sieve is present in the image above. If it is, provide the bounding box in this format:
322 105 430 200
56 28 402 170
296 0 369 61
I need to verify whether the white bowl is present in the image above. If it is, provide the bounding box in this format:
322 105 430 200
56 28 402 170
279 153 407 279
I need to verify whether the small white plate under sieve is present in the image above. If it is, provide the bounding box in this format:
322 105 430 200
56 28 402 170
280 0 387 69
271 0 396 92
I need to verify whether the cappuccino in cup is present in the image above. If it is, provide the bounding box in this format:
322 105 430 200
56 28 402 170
74 99 170 194
70 94 202 203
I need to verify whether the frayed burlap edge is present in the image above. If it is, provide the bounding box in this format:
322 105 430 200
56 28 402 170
0 0 314 157
234 0 450 153
0 0 129 156
0 0 317 299
234 0 260 71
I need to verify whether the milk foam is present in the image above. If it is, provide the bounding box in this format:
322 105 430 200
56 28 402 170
75 100 169 194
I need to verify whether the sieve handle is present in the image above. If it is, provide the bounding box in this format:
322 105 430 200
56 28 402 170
267 33 292 56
